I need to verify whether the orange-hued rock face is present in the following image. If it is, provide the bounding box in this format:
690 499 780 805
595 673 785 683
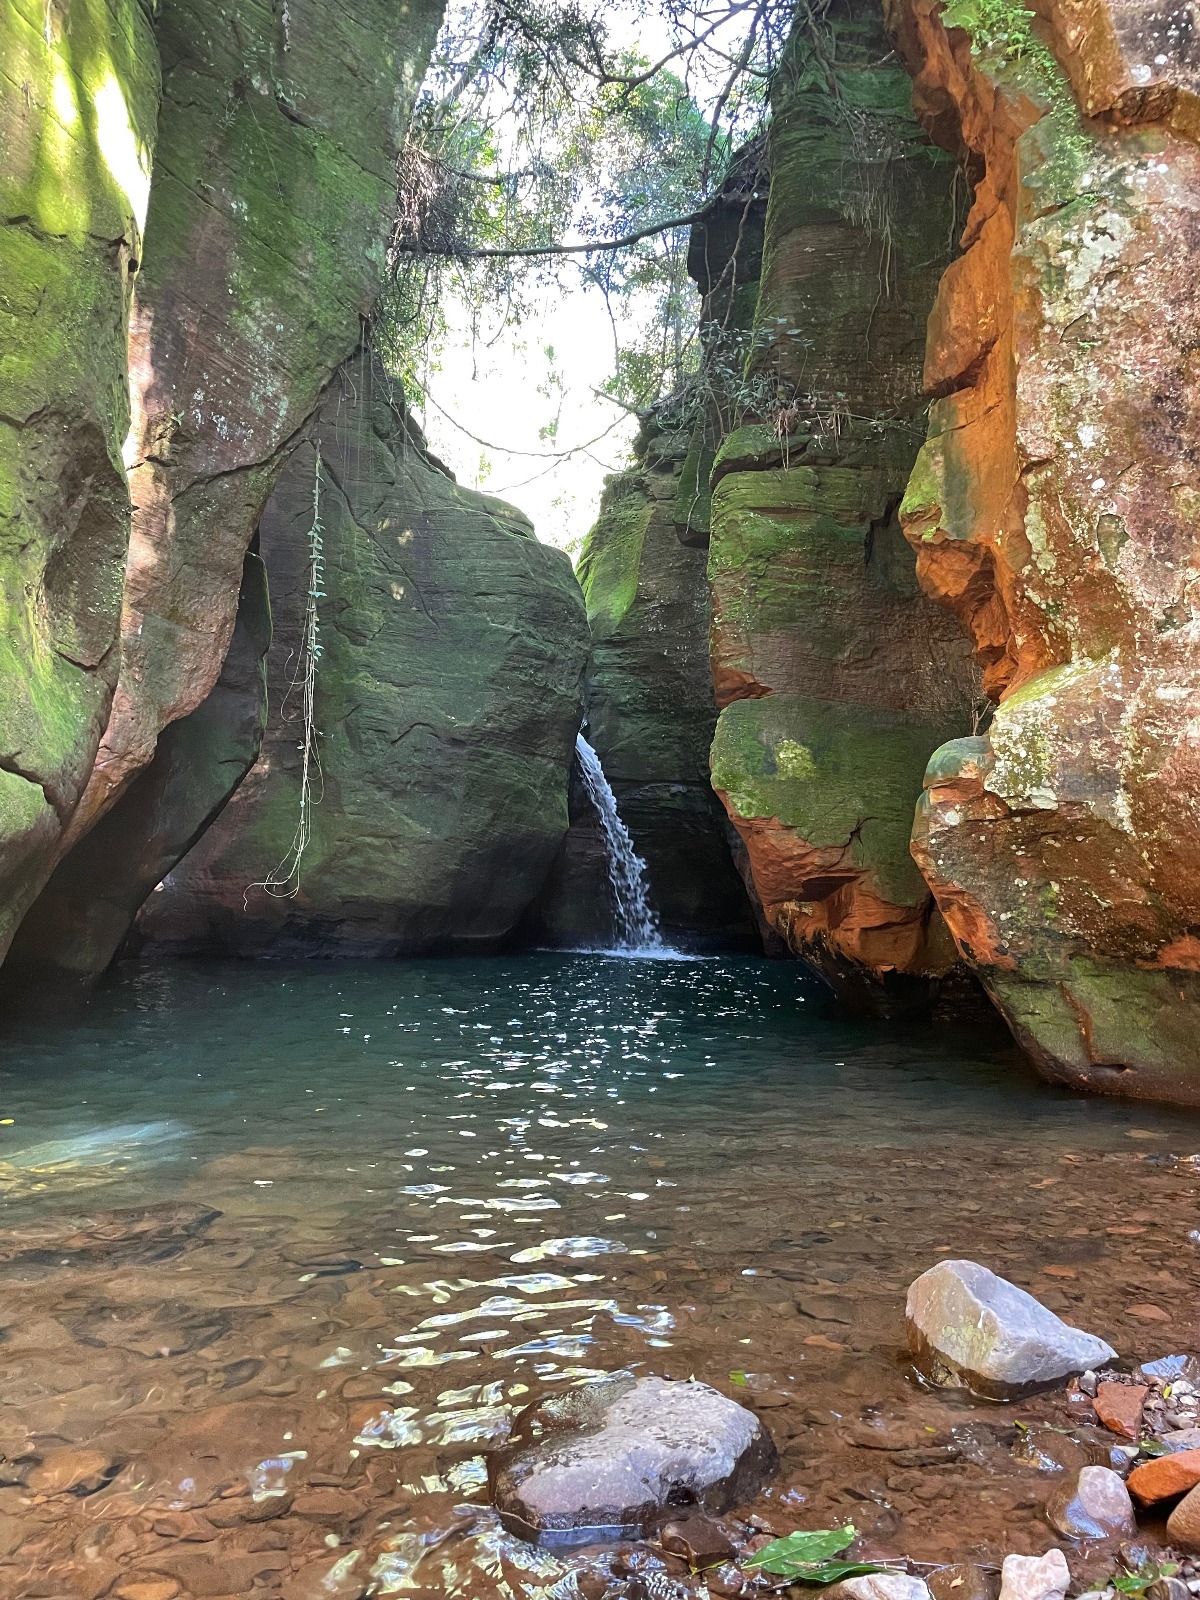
705 0 980 1013
892 0 1200 1098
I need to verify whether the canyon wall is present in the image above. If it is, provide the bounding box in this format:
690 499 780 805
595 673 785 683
705 0 981 1011
527 157 766 952
886 0 1200 1097
0 0 444 971
138 351 588 956
0 0 159 958
527 406 758 952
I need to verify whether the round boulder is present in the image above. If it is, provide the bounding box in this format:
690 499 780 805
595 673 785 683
488 1373 777 1548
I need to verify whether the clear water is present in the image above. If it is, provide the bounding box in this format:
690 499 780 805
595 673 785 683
574 735 664 952
3 954 1200 1595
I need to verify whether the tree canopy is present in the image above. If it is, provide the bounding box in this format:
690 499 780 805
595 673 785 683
377 0 791 417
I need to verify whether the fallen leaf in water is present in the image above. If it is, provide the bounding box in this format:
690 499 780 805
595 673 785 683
1030 1178 1060 1189
804 1335 847 1351
1041 1266 1077 1279
1127 1303 1171 1321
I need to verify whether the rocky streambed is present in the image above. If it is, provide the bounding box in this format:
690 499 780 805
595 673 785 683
4 955 1200 1599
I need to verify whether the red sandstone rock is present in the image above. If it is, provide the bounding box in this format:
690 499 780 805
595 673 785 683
1126 1448 1200 1505
889 0 1200 1098
1167 1481 1200 1551
704 2 978 1016
1094 1381 1148 1440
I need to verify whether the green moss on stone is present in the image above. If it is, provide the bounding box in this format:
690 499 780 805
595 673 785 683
712 693 952 907
577 477 654 640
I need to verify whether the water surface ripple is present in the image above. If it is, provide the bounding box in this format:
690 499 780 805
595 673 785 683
2 955 1199 1596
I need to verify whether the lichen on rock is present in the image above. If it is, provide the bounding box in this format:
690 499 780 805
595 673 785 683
892 0 1200 1097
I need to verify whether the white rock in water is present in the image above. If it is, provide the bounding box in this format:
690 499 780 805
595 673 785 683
828 1575 933 1600
906 1259 1117 1399
488 1373 777 1547
999 1550 1071 1600
1047 1464 1136 1539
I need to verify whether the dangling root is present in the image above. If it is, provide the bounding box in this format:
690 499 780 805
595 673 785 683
245 443 325 904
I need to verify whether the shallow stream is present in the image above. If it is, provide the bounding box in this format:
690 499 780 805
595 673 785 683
3 954 1200 1598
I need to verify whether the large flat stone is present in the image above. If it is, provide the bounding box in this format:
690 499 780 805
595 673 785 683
906 1260 1117 1399
488 1374 777 1548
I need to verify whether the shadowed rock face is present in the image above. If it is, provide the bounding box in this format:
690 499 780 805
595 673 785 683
83 0 445 827
526 156 766 955
489 1374 778 1548
705 0 980 1012
139 351 589 955
2 552 269 982
526 415 758 953
0 0 444 972
888 0 1200 1097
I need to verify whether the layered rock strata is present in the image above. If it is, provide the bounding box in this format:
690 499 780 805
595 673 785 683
706 0 980 1010
0 0 443 969
0 0 159 955
889 0 1200 1095
140 351 588 955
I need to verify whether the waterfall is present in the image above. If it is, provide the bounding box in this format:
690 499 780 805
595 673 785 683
575 734 664 954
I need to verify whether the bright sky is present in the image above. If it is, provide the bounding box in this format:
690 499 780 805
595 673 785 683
409 6 703 556
416 279 645 557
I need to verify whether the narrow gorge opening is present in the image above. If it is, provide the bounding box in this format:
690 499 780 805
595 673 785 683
5 0 1200 1593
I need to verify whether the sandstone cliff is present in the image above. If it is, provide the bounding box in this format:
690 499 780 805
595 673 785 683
527 406 758 952
705 0 981 1011
137 350 588 955
0 0 159 957
527 155 767 952
888 0 1200 1097
0 0 443 971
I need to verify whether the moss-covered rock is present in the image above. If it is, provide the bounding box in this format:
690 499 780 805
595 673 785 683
892 0 1200 1097
706 0 979 1008
0 0 443 977
712 693 962 1008
138 352 589 954
527 156 768 953
62 0 446 850
3 551 270 982
525 414 756 952
0 0 159 952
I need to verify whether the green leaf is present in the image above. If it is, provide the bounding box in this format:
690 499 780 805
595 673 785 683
729 1370 748 1386
788 1562 891 1585
1114 1562 1178 1597
743 1526 858 1576
1139 1440 1170 1457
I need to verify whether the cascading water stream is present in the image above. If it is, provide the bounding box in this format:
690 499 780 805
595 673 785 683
575 733 665 954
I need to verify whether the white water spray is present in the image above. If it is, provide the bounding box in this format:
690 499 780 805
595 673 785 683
575 733 664 953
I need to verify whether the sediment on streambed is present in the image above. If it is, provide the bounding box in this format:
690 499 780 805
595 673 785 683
4 952 1200 1596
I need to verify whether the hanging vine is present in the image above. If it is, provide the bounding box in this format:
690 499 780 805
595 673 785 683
246 443 325 903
